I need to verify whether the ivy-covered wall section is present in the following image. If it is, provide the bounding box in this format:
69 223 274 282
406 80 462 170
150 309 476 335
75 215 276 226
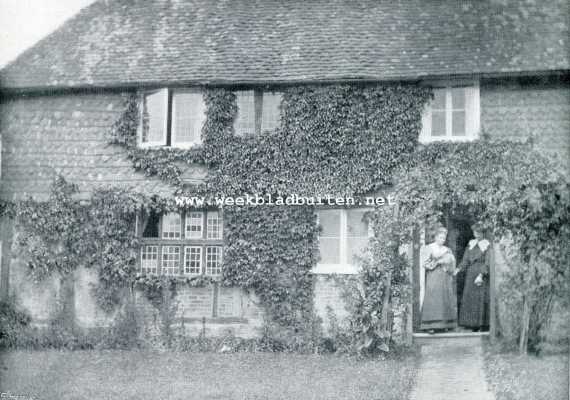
108 83 431 335
6 83 432 351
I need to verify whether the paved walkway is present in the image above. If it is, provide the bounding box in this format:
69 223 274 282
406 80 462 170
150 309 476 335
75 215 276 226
409 336 495 400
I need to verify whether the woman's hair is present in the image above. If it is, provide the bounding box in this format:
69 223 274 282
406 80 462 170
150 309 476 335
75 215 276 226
435 227 448 236
471 222 484 233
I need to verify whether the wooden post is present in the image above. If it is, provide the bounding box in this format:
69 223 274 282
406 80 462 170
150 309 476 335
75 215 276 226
412 227 421 332
0 217 14 302
519 296 530 354
489 242 497 341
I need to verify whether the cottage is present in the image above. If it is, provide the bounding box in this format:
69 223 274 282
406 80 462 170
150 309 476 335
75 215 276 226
0 0 568 345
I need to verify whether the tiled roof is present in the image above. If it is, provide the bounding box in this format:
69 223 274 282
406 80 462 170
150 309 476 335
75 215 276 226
1 0 568 90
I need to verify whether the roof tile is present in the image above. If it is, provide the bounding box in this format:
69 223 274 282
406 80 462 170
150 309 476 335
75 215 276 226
0 0 568 90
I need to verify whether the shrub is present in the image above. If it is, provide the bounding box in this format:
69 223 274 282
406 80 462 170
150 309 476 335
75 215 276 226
0 299 32 348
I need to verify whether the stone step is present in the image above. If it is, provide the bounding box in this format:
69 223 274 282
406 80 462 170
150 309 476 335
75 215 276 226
413 331 489 346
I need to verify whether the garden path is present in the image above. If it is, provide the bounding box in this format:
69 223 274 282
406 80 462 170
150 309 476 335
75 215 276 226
409 335 495 400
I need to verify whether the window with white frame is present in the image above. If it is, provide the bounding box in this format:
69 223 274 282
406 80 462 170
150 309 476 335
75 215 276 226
140 88 206 148
234 89 282 136
420 82 480 143
315 208 372 274
205 246 223 276
185 212 204 239
139 210 223 277
141 245 159 275
184 246 202 275
206 211 222 239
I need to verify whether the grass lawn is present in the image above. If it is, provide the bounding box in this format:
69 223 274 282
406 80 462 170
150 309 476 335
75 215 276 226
484 344 569 400
0 350 417 400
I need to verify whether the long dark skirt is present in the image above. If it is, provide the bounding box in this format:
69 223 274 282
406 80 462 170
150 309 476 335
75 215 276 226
421 268 457 330
459 265 489 328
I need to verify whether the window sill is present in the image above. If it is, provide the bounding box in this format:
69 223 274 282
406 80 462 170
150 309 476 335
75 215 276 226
418 135 478 144
312 264 359 274
180 317 248 324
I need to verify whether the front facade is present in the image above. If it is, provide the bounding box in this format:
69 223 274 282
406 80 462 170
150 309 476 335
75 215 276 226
0 0 568 339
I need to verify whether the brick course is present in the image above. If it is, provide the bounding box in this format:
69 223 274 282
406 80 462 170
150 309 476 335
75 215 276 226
481 78 570 164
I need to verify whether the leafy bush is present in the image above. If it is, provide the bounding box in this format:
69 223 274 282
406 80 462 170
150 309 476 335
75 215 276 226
0 300 32 348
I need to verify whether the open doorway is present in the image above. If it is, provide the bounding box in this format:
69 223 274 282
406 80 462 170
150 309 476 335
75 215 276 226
412 216 493 334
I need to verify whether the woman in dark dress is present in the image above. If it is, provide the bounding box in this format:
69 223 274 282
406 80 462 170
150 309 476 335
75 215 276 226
420 227 458 332
457 223 490 331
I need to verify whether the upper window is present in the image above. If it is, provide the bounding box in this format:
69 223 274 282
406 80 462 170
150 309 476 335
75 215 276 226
234 90 282 136
139 210 223 277
315 208 373 274
420 82 480 143
140 88 206 148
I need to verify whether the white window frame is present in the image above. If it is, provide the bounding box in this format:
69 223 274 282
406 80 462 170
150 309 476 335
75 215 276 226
419 80 480 143
314 208 373 274
139 89 168 147
140 245 159 275
234 89 282 136
205 246 223 276
234 90 256 136
161 245 181 275
206 211 223 239
183 246 203 275
161 212 182 239
139 210 224 277
171 89 205 148
185 211 204 239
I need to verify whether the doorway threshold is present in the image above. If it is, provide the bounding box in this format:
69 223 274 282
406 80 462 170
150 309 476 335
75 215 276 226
413 331 489 338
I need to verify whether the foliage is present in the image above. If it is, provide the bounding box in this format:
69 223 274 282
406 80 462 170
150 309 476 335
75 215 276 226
104 84 431 335
15 176 147 312
221 205 320 326
0 299 32 348
387 139 569 353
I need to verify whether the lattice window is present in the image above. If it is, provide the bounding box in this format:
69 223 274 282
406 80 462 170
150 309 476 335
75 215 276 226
205 246 223 276
185 212 203 239
162 213 182 239
141 245 159 275
184 246 202 275
206 211 222 239
161 246 181 275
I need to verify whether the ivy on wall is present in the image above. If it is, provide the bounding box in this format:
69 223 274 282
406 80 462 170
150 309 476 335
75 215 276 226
14 83 432 342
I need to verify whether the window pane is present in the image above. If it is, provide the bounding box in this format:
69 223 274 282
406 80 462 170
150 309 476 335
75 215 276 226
185 212 203 239
207 211 222 239
346 209 369 237
162 246 180 275
234 91 256 136
141 245 158 275
261 92 282 132
450 88 466 109
162 213 181 239
452 110 466 136
432 90 446 110
318 210 341 237
319 238 341 264
142 90 167 144
346 209 369 265
318 210 341 264
205 246 223 275
172 91 205 146
431 110 446 136
184 246 202 275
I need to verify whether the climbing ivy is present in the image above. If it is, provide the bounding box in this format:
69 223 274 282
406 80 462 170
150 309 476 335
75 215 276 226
103 83 432 332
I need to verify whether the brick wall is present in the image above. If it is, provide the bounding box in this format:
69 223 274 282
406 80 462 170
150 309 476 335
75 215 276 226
134 286 264 339
313 275 350 333
481 78 570 164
